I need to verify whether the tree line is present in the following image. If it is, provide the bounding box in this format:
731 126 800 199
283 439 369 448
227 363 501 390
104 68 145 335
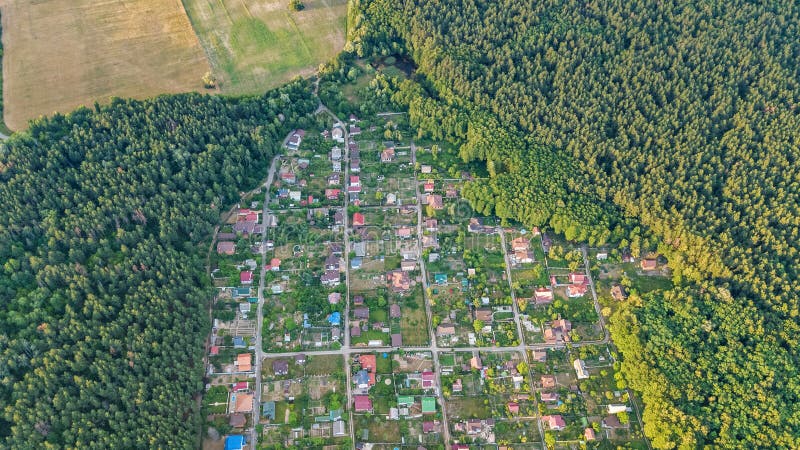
0 82 317 447
347 0 800 447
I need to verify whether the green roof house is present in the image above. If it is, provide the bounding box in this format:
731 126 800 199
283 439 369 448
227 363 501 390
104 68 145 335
422 397 436 414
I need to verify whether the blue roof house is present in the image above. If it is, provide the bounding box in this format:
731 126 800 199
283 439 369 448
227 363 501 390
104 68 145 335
233 336 246 348
434 273 448 285
328 311 341 326
225 435 246 450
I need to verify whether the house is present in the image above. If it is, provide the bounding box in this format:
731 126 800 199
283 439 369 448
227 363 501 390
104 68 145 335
541 234 552 252
608 404 628 414
240 271 253 284
385 193 397 205
511 237 530 252
351 325 362 338
295 354 307 365
352 212 365 227
452 378 463 393
611 284 629 301
553 318 572 331
350 158 361 172
328 312 341 326
421 164 432 173
541 375 557 388
225 435 247 450
390 304 402 319
396 226 413 239
286 130 304 151
349 113 358 122
401 260 417 272
513 249 535 264
434 273 448 285
236 353 252 372
641 258 658 271
235 393 253 413
233 336 246 349
474 307 493 323
351 257 363 269
391 333 403 347
349 124 361 135
543 415 566 431
381 147 395 162
596 251 609 260
355 370 370 389
333 420 347 436
321 270 341 286
423 194 443 209
359 354 377 372
229 413 246 428
333 212 345 228
470 355 482 370
584 427 597 441
534 287 554 304
437 323 456 337
353 241 366 257
422 397 436 414
567 284 588 298
569 272 587 284
424 180 435 192
354 307 370 320
329 243 343 255
281 172 296 184
325 254 341 271
217 241 236 255
353 295 365 306
425 219 438 232
350 175 361 187
574 359 589 379
354 395 373 412
329 292 341 305
540 392 559 403
328 173 340 185
331 146 342 161
423 421 436 433
602 415 624 429
422 234 439 249
259 401 275 421
332 327 341 341
273 360 289 376
233 381 248 392
331 125 344 143
531 350 547 362
325 188 341 200
422 371 435 389
388 270 411 292
445 185 458 198
507 402 520 414
332 160 342 172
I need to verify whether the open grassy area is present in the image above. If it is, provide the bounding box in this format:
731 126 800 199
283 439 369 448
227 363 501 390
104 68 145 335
183 0 347 94
0 0 211 130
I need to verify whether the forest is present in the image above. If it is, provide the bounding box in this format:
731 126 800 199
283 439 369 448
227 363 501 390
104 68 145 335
347 0 800 447
0 82 317 447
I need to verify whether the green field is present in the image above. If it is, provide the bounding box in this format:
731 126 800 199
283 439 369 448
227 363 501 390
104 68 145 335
183 0 348 94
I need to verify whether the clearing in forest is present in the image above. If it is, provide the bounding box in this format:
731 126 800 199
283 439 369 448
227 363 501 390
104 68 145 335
0 0 211 130
183 0 347 95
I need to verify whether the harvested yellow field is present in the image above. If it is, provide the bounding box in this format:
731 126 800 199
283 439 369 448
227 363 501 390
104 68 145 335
183 0 347 95
0 0 211 130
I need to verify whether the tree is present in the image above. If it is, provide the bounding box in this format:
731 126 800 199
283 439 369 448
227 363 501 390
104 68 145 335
288 0 304 11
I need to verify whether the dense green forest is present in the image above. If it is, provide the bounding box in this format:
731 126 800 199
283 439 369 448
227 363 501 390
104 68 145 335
0 83 316 447
348 0 800 447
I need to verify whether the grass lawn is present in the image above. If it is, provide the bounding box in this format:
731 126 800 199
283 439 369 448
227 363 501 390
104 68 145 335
439 354 456 366
1 0 210 130
306 354 343 375
356 416 401 443
376 353 393 373
183 0 347 94
400 293 429 346
447 397 492 420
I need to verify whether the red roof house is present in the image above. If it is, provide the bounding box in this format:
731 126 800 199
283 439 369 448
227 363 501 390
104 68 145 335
240 271 253 284
354 395 373 412
353 213 365 227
